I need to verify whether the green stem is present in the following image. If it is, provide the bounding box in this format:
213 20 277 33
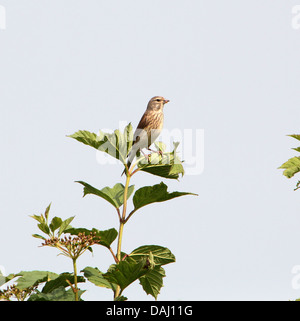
116 222 125 263
114 173 131 299
72 258 79 301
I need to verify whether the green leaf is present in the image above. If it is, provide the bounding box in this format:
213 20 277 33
30 203 51 229
76 181 134 209
139 265 166 300
58 216 75 236
82 267 117 291
288 134 300 141
132 182 197 213
138 142 185 179
289 134 300 153
278 156 300 178
0 271 4 287
37 222 50 235
130 245 176 266
128 245 175 299
1 273 18 285
28 286 84 301
67 130 100 149
66 227 118 249
30 214 45 224
68 123 133 164
32 234 46 240
154 141 166 152
49 216 63 233
103 256 154 293
44 203 51 223
42 273 85 294
95 228 118 248
12 271 59 290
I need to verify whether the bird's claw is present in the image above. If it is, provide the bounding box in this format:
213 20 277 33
148 148 163 157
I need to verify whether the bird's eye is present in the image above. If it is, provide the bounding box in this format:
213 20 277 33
156 99 161 102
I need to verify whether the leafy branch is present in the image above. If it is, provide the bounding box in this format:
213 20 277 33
1 123 197 301
68 123 197 300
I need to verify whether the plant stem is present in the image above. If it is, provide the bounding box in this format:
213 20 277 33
109 247 118 263
116 222 125 262
114 173 131 299
124 209 137 224
72 258 79 301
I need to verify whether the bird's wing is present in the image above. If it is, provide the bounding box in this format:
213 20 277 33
126 127 148 166
132 127 149 150
131 110 150 148
136 110 150 131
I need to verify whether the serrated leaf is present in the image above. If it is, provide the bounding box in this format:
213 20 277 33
132 182 197 213
130 245 176 266
42 273 85 294
67 130 100 148
139 266 166 300
28 286 84 301
138 142 184 179
12 271 59 290
76 181 134 209
278 156 300 178
82 267 117 291
103 256 153 292
58 216 75 236
66 227 118 249
68 123 133 164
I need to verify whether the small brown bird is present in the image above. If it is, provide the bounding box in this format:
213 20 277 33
122 96 170 175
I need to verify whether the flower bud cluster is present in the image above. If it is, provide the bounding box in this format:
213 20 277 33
41 232 101 259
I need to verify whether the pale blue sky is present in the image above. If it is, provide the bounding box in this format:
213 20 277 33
1 1 300 300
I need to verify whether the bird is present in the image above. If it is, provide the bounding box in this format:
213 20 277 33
122 96 170 175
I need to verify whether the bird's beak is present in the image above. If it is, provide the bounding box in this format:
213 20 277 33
163 99 170 104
